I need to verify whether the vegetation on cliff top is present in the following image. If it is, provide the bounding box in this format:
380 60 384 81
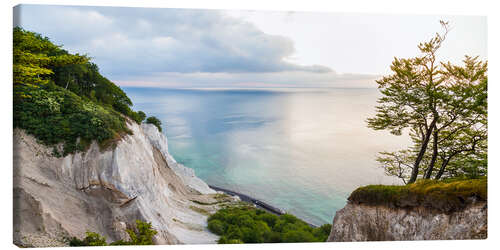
146 116 162 132
207 205 331 244
13 27 161 156
367 21 487 183
348 177 486 212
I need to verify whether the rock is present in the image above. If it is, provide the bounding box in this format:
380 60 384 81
13 122 221 247
327 202 487 242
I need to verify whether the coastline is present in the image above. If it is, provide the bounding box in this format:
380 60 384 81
208 185 318 228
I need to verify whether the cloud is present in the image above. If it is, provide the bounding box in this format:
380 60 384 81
17 5 333 75
117 71 379 89
15 4 381 88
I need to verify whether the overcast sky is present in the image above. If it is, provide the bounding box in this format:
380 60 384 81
15 5 487 88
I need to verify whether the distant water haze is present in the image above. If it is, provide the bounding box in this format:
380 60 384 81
124 87 411 225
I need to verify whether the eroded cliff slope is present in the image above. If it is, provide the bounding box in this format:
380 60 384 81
327 181 487 242
14 122 233 247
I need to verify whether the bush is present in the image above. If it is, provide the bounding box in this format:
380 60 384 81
126 220 158 245
14 84 132 156
69 220 157 247
282 230 316 243
69 232 107 246
136 111 146 123
146 116 162 132
208 219 225 235
207 206 331 244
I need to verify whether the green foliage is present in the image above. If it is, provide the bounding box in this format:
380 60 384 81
207 206 331 244
218 237 244 244
69 232 107 246
348 177 486 212
367 21 487 183
208 219 225 235
146 116 162 132
125 220 158 245
70 220 157 247
14 84 131 156
136 111 146 123
13 28 151 155
13 27 88 87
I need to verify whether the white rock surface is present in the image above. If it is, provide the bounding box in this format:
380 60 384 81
13 121 222 247
327 202 487 242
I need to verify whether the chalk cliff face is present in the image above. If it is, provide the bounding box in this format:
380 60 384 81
327 202 487 242
13 122 230 247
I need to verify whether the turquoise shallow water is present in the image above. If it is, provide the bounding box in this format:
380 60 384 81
124 87 410 226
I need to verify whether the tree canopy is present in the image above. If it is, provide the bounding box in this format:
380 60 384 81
207 206 331 244
367 21 487 183
69 220 157 246
13 27 157 156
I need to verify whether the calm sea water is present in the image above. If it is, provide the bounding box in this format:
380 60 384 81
124 87 410 226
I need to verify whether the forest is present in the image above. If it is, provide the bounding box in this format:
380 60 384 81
13 27 159 156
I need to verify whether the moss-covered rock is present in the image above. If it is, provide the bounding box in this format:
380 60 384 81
348 178 487 212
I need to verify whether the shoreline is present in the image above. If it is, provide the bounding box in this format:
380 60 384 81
209 185 318 228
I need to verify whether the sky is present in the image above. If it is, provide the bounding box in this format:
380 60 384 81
14 5 487 88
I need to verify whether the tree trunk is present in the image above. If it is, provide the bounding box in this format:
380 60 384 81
424 128 439 179
408 117 438 184
434 158 451 180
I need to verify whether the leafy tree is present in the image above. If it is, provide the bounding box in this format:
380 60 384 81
69 220 157 246
312 224 333 242
146 116 162 132
13 27 88 87
136 111 147 123
207 206 331 244
69 232 107 246
125 220 158 245
367 21 487 183
13 28 153 155
208 219 225 235
282 230 316 243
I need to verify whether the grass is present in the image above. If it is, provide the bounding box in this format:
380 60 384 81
348 177 487 212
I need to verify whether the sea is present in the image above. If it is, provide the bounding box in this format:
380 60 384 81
123 87 411 226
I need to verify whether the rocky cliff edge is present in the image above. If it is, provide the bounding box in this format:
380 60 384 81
13 121 234 247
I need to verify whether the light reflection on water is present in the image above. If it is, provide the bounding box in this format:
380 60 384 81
124 87 411 225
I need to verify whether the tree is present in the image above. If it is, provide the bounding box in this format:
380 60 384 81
70 220 157 246
431 57 487 179
137 111 147 123
367 21 487 183
13 28 150 156
13 27 88 87
146 116 162 132
125 220 158 245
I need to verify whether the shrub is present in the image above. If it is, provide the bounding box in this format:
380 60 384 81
207 206 331 243
136 111 146 123
69 232 107 246
146 116 162 132
208 219 225 235
126 220 158 245
14 84 132 156
282 230 316 243
69 220 157 247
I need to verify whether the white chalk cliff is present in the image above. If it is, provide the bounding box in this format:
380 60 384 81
327 202 487 242
13 122 233 247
